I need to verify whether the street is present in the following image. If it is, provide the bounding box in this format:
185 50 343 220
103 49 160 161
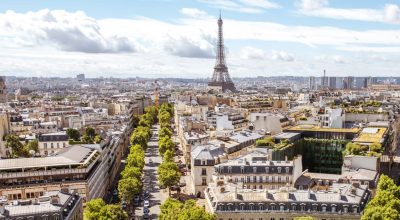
134 124 168 219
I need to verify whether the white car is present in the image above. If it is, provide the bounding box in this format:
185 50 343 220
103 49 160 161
144 200 150 208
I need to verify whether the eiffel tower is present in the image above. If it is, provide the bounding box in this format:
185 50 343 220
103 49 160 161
208 12 236 92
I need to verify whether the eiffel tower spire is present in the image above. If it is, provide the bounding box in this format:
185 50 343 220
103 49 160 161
208 12 236 92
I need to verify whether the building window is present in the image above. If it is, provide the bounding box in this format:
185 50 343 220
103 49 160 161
259 176 263 183
202 178 207 186
56 143 59 148
285 167 289 173
343 206 348 213
265 167 269 173
253 167 257 173
44 143 47 149
331 206 336 212
278 176 282 183
241 166 244 173
202 160 206 165
228 166 232 173
277 167 281 173
51 143 54 148
280 205 285 211
247 176 250 183
202 168 207 175
322 205 327 212
301 205 306 211
285 176 289 183
253 176 257 182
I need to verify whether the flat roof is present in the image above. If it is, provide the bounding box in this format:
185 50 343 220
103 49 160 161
353 127 387 143
287 125 359 133
0 145 98 171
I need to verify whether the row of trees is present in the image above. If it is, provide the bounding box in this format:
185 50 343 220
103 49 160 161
160 198 215 220
118 106 156 205
362 174 400 219
157 103 181 195
5 135 38 158
67 127 102 144
85 106 157 220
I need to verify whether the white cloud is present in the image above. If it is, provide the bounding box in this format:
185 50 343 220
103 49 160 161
240 46 266 59
297 0 328 11
0 9 141 53
297 1 400 24
180 8 213 19
271 50 295 62
198 0 279 14
314 55 346 64
1 9 400 78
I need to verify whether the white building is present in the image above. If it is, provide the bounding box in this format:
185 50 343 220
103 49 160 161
319 107 343 128
249 113 289 135
38 131 69 156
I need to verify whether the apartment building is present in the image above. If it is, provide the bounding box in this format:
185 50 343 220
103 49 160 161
213 150 303 190
205 181 370 220
0 189 83 220
38 131 69 156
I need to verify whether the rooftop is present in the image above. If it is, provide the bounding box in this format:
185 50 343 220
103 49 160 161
287 125 359 133
353 127 387 143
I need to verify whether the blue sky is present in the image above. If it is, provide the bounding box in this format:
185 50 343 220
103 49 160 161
0 0 399 78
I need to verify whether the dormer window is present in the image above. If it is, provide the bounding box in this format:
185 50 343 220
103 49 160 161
202 160 206 165
253 167 257 173
241 166 244 173
228 166 232 173
278 167 281 173
265 167 269 173
285 167 289 173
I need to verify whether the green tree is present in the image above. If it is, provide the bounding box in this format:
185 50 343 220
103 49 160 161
159 127 172 139
126 145 145 171
84 199 128 220
145 106 158 123
25 139 39 153
85 127 96 139
158 161 181 194
163 150 174 162
159 103 174 116
159 136 174 156
158 111 171 126
98 204 128 220
256 137 275 147
82 134 93 144
66 128 80 141
160 198 215 220
84 198 105 220
121 166 142 180
5 135 25 158
130 126 151 149
362 175 400 220
118 177 142 204
94 135 102 144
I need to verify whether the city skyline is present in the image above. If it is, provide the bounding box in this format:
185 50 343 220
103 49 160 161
1 0 400 78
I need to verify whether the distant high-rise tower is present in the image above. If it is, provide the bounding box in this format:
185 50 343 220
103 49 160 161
308 76 316 90
208 12 236 92
321 69 328 89
0 76 6 103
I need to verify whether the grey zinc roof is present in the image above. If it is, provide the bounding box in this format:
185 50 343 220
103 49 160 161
0 145 98 170
192 144 225 160
209 182 368 205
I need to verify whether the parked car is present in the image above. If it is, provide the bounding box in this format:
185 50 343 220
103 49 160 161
121 200 127 209
133 195 140 206
159 185 167 189
144 207 150 214
144 200 150 208
143 190 150 199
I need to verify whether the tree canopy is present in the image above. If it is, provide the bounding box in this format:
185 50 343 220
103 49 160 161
84 198 128 220
66 128 80 141
159 136 174 156
118 177 142 204
158 161 181 193
362 175 400 220
160 198 215 220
